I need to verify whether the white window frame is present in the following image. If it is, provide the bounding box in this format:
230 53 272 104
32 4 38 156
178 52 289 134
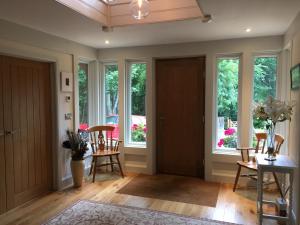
125 60 147 147
213 54 242 154
102 62 119 126
250 53 280 146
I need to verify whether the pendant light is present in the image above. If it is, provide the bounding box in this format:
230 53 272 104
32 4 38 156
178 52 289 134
130 0 150 20
106 0 115 4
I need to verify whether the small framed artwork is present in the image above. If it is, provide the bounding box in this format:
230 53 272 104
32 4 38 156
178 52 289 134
61 72 73 92
290 63 300 90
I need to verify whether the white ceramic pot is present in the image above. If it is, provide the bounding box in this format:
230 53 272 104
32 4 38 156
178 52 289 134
70 160 85 187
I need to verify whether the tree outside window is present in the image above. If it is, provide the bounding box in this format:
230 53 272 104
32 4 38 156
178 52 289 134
216 58 240 149
252 56 277 146
104 64 119 138
129 63 147 144
78 63 88 130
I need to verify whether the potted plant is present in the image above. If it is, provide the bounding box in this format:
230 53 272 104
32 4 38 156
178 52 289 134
63 130 88 187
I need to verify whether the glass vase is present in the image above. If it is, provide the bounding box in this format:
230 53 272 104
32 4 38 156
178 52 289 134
265 123 276 161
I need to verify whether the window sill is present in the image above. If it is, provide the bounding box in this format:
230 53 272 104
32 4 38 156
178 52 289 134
213 149 240 156
124 144 147 149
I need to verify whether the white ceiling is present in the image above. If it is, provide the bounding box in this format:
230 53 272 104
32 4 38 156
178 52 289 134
0 0 299 49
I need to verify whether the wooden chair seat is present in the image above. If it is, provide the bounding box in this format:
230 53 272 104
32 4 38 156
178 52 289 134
237 160 257 170
93 150 121 157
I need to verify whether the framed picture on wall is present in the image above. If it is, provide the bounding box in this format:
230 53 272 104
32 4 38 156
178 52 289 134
61 72 73 92
291 63 300 90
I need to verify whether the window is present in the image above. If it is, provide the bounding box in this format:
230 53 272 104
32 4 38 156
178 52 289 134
216 57 240 150
78 63 89 130
252 56 278 145
127 62 147 145
104 63 119 139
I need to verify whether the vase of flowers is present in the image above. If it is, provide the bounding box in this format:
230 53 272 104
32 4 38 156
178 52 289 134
253 96 295 161
63 130 89 187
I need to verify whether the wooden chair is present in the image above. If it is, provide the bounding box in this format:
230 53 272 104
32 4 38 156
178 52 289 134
88 125 124 182
233 133 285 196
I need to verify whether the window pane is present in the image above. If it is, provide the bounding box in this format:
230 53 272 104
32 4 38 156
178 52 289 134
252 56 277 145
216 58 240 149
104 64 119 139
129 63 147 144
78 63 89 130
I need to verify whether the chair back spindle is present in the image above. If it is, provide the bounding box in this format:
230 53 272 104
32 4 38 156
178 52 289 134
254 133 267 154
274 134 284 154
89 126 115 151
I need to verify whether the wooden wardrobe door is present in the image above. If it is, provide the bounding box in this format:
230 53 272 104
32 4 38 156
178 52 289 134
0 56 7 214
2 56 52 211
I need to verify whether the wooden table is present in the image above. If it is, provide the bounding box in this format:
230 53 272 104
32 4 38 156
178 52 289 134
256 154 296 225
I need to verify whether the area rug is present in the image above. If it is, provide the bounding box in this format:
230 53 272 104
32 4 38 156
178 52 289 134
117 174 220 207
44 200 238 225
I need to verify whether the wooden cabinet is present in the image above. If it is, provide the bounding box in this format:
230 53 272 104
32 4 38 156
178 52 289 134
0 55 53 214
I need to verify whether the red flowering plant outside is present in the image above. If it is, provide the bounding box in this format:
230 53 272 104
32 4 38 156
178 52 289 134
79 123 89 131
218 128 237 149
131 123 146 142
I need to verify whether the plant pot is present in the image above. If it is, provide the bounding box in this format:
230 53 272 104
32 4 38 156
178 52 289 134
70 160 85 187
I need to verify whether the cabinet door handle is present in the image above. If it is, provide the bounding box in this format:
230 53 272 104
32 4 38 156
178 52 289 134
5 129 20 135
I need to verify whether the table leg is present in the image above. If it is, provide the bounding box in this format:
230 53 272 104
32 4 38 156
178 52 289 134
257 168 263 225
288 171 293 225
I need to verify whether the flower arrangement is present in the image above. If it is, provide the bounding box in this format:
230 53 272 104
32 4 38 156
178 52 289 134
131 123 147 142
253 96 295 124
253 96 295 159
63 130 89 161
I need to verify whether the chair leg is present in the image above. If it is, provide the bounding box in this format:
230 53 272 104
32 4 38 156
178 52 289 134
233 165 242 192
89 158 94 176
109 155 114 172
116 154 124 178
92 157 98 183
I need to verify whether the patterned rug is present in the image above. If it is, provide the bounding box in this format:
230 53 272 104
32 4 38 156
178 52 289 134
44 200 239 225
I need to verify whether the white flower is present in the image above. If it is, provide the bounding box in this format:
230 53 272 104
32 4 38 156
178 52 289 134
253 96 295 124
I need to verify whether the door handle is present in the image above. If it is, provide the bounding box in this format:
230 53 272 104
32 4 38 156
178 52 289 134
5 129 20 135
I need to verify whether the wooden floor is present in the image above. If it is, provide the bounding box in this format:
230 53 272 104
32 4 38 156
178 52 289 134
0 173 279 225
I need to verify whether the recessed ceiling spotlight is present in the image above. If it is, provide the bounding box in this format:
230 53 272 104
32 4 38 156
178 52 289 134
246 28 252 33
105 40 110 44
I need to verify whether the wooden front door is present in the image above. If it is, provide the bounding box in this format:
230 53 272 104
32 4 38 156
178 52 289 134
0 55 53 213
156 57 205 178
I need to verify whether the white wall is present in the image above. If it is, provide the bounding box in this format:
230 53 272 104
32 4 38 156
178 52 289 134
0 19 98 190
98 36 283 182
284 12 300 225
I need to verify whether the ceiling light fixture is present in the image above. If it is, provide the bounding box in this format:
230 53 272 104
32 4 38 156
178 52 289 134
102 26 114 32
202 14 212 23
105 40 110 44
105 0 115 4
246 28 252 33
130 0 150 20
